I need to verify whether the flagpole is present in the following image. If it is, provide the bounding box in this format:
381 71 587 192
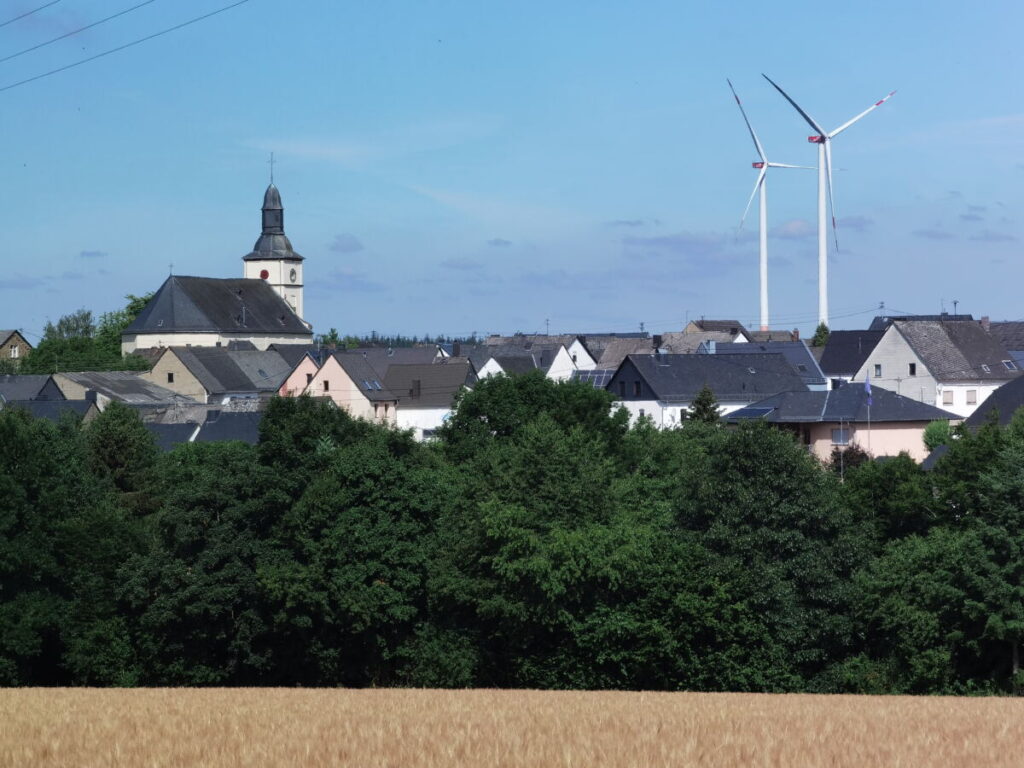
865 372 873 454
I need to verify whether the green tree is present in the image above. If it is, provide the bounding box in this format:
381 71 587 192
685 385 720 424
811 322 830 347
923 420 952 452
83 402 159 515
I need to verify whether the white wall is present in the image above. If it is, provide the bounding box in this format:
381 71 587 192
123 331 311 355
545 346 578 381
612 399 747 428
396 406 451 441
567 339 597 371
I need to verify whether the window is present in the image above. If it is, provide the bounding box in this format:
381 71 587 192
942 390 953 405
831 428 850 446
323 380 330 392
306 373 313 385
9 344 18 359
1003 360 1018 371
619 381 626 397
166 372 174 384
633 381 642 397
874 364 882 378
908 363 916 376
638 408 645 418
967 389 977 405
384 404 390 415
982 364 991 373
830 378 843 390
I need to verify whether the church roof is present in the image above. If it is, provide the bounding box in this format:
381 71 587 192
243 183 303 262
123 275 311 337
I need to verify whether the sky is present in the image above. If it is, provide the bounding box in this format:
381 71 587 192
1 0 1022 343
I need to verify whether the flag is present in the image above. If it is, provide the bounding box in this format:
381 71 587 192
865 371 873 407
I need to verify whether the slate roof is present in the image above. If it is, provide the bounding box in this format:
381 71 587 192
893 320 1019 383
818 330 885 376
0 374 60 402
688 319 749 338
597 338 656 368
869 313 974 331
124 275 311 336
268 343 324 369
382 361 476 409
170 347 292 396
620 353 807 402
194 410 263 445
727 382 959 424
484 333 579 349
331 353 398 402
660 331 736 354
987 321 1024 353
961 375 1024 428
1 399 96 421
710 342 827 387
473 343 566 374
56 371 197 405
145 422 199 451
492 355 540 375
746 329 799 343
338 346 440 373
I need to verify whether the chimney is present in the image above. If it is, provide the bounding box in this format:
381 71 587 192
980 316 991 332
792 327 800 341
453 341 462 357
707 340 716 354
652 334 663 350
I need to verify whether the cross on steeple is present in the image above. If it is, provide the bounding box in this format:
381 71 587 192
268 152 275 184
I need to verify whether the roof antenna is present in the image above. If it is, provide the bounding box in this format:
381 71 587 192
268 151 275 184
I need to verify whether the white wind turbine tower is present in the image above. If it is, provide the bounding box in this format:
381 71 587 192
762 74 896 328
728 79 811 331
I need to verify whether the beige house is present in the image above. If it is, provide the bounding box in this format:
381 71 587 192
304 353 398 425
0 330 32 368
141 346 292 404
727 383 960 463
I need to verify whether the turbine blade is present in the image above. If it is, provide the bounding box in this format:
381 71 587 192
767 162 815 169
739 167 767 232
829 90 897 138
825 141 839 251
727 78 766 162
762 73 826 136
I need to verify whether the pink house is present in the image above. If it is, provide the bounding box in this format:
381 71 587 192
278 353 320 397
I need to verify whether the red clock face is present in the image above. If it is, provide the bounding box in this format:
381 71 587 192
259 269 269 279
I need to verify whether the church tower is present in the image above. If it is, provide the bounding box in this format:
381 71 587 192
242 184 305 319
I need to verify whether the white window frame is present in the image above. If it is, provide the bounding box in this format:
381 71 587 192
831 428 850 446
942 390 954 406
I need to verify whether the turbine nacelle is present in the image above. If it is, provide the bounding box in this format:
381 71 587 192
752 162 765 168
808 136 825 143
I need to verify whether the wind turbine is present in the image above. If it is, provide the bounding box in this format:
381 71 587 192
728 79 811 332
762 74 895 328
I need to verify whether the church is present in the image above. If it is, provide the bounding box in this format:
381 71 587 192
121 184 314 354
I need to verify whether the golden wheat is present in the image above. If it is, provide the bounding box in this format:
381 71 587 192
1 689 1022 767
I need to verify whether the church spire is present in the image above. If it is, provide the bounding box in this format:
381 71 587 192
261 183 284 235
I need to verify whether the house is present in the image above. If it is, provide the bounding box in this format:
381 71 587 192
0 399 99 423
727 382 960 463
52 371 198 413
817 330 885 389
142 346 293 404
382 360 476 440
606 352 808 427
574 333 649 365
683 319 751 341
273 347 322 397
194 410 264 445
474 343 580 381
706 341 828 390
122 184 313 354
747 329 800 343
0 330 32 368
868 312 973 331
304 352 399 425
0 374 64 402
594 337 659 369
852 319 1020 418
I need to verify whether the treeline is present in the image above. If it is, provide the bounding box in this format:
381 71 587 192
1 372 1021 693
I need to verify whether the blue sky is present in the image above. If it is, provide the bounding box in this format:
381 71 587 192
1 0 1022 342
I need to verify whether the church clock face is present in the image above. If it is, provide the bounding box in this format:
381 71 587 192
289 268 297 283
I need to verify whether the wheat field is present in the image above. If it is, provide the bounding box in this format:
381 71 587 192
1 688 1022 767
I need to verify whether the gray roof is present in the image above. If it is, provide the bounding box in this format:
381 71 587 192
269 343 325 369
963 375 1024 428
0 374 60 402
484 333 579 349
57 371 197 405
597 338 656 368
331 353 398 402
473 343 565 374
382 361 475 409
818 330 885 376
746 329 799 343
660 331 737 354
124 275 310 336
145 422 199 451
2 399 95 421
170 347 292 396
616 353 807 402
893 319 1019 383
492 355 539 375
688 319 749 338
710 341 827 387
242 184 304 262
337 346 441 372
0 330 28 348
869 313 974 331
194 410 263 444
987 321 1024 353
727 382 959 424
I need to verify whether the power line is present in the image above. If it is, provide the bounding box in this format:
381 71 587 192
0 0 161 66
0 0 252 94
0 0 62 30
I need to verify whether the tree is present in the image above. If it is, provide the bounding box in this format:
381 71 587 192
923 420 952 452
811 322 830 347
83 402 159 516
685 385 720 424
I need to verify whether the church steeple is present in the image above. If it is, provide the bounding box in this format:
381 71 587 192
262 184 284 234
242 182 305 320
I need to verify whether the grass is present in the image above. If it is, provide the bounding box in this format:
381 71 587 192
2 689 1023 767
